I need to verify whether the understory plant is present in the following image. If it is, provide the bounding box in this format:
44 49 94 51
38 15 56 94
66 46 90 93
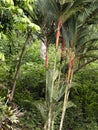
0 97 23 130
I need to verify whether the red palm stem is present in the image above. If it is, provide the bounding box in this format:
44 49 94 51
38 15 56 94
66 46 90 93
67 54 73 83
56 18 61 48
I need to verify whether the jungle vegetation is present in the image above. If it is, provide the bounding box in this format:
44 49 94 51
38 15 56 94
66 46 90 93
0 0 98 130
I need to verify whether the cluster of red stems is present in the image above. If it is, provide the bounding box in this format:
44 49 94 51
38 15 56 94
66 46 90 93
45 19 73 83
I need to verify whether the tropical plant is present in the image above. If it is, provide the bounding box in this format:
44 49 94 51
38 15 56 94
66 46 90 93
0 97 23 130
0 0 98 129
34 0 98 130
0 0 40 103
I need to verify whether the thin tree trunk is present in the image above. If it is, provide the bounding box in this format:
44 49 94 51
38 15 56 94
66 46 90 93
59 83 70 130
56 18 61 48
6 30 31 104
59 51 73 130
45 38 49 69
45 39 49 110
59 70 73 130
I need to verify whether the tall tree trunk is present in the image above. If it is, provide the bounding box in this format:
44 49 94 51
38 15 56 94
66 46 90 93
6 30 31 104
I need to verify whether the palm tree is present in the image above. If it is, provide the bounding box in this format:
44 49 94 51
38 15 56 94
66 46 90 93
34 0 98 130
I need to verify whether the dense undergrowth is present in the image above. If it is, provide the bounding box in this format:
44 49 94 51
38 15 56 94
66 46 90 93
0 41 98 130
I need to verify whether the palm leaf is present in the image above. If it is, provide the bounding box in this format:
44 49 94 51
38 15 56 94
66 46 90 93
33 100 47 121
52 81 65 101
46 69 59 102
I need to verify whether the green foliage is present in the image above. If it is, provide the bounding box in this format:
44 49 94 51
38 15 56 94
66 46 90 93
0 97 21 130
64 65 98 130
0 0 40 33
0 0 98 130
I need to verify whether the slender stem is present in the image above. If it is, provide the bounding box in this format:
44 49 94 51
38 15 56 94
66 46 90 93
59 83 70 130
59 69 73 130
45 38 49 69
67 54 73 83
47 18 61 130
45 39 49 105
6 30 31 104
48 105 52 130
56 18 61 48
59 50 73 130
51 118 54 130
46 71 48 106
47 17 61 130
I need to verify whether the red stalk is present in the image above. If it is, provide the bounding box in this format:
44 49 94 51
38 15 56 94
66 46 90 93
56 19 61 48
67 41 75 83
67 54 73 83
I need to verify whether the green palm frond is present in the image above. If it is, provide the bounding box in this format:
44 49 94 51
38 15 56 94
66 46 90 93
33 100 47 121
60 0 98 23
46 69 63 102
62 16 77 48
35 0 58 25
35 0 98 46
78 2 98 26
52 101 63 119
52 100 76 120
53 81 65 102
